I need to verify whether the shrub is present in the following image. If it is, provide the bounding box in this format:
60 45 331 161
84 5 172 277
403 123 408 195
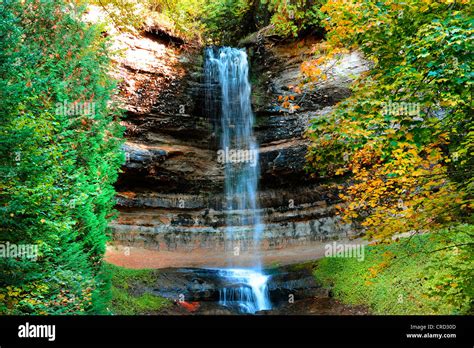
0 0 124 314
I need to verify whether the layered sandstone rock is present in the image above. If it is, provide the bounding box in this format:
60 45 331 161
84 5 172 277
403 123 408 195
110 26 370 253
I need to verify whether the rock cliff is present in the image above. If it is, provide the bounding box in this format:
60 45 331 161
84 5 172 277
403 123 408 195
110 26 370 254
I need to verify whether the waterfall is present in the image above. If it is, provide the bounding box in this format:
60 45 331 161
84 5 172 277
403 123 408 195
204 47 271 313
217 269 271 314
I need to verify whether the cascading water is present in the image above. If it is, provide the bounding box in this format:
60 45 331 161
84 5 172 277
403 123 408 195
218 269 271 314
204 47 271 314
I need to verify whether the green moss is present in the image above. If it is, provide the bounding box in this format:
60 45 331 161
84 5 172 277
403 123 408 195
107 264 156 289
105 263 171 315
110 288 170 315
314 225 473 315
286 261 318 272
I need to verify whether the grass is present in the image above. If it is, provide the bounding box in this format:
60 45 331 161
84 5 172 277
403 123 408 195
105 263 171 315
313 224 473 315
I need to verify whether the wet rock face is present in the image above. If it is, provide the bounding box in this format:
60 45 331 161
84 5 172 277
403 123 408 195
150 268 223 301
144 267 324 304
267 268 327 304
112 29 370 251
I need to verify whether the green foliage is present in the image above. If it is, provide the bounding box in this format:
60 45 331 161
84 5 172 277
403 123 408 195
91 0 207 41
305 0 473 238
106 263 171 315
0 0 124 314
262 0 323 37
308 1 473 179
148 0 207 41
203 0 323 44
314 225 473 315
87 0 325 44
203 0 267 44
